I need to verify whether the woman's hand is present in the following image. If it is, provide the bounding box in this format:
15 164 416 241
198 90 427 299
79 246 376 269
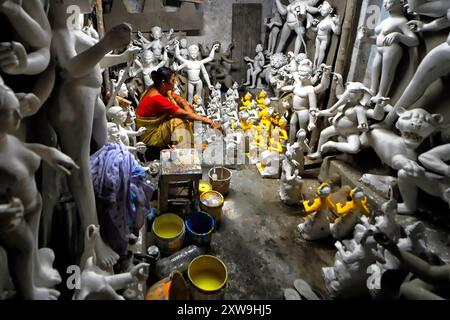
211 121 225 135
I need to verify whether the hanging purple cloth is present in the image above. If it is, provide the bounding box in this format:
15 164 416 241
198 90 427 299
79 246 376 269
90 143 154 256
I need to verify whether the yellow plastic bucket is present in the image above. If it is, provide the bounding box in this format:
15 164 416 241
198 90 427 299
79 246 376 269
152 214 185 255
188 255 228 300
200 191 224 225
199 181 213 193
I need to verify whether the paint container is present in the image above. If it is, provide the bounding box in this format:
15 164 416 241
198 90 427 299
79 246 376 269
199 181 213 193
200 191 224 225
185 211 215 248
188 255 228 300
208 166 232 196
152 213 185 256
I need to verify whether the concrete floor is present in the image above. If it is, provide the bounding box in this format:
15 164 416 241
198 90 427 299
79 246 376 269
205 166 336 300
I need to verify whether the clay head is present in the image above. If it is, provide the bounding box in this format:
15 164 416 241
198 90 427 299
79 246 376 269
244 92 252 100
232 82 239 89
107 106 128 124
193 95 203 105
107 123 120 143
350 187 366 201
343 82 372 105
320 1 333 16
296 128 307 141
297 60 313 81
0 83 22 134
259 90 267 99
180 38 188 48
151 26 162 40
188 45 200 59
118 83 129 98
142 50 154 65
317 183 331 197
383 0 403 12
135 142 147 154
256 44 263 53
215 83 222 90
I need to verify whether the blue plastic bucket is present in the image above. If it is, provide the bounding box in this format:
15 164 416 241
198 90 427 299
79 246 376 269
185 211 215 247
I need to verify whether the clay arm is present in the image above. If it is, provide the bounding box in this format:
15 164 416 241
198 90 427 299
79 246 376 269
319 99 344 118
173 62 186 72
201 64 213 89
100 47 140 69
397 24 420 47
174 44 188 64
105 263 149 291
314 67 332 94
275 0 288 16
200 45 218 64
1 0 51 49
375 233 450 284
124 127 146 137
407 0 450 17
24 143 79 175
418 144 450 177
155 49 169 69
331 18 342 35
422 16 450 32
52 31 114 79
137 32 151 44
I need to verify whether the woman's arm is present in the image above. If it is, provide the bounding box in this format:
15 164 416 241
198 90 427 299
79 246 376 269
173 108 224 134
171 92 194 113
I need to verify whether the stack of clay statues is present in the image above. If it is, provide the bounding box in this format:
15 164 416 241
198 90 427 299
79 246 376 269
1 0 450 301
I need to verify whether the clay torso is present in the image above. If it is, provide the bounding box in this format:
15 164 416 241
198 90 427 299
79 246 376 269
375 16 407 47
0 135 40 211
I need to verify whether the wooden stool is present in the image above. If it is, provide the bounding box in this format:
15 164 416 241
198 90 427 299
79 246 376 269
158 149 203 215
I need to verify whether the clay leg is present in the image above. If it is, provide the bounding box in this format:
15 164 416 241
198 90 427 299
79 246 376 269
294 27 305 55
297 110 311 131
188 81 195 105
54 88 119 269
397 169 419 214
276 24 292 53
269 28 280 54
250 68 261 89
195 81 203 104
308 126 338 160
289 112 299 146
377 45 402 98
92 96 108 148
370 52 382 96
400 279 444 300
322 133 361 154
0 220 59 300
316 40 328 69
385 43 450 126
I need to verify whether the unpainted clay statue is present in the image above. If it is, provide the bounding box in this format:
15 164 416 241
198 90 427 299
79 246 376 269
0 82 78 300
289 128 311 175
322 227 379 298
375 231 450 300
133 48 169 87
280 147 304 206
200 41 235 89
312 1 341 70
360 108 444 214
107 106 146 147
50 0 138 268
261 53 289 99
397 143 450 214
193 95 206 116
138 27 174 63
174 40 219 104
308 84 387 160
361 0 419 100
275 0 319 55
383 2 450 126
281 61 331 145
265 10 283 55
243 44 265 89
